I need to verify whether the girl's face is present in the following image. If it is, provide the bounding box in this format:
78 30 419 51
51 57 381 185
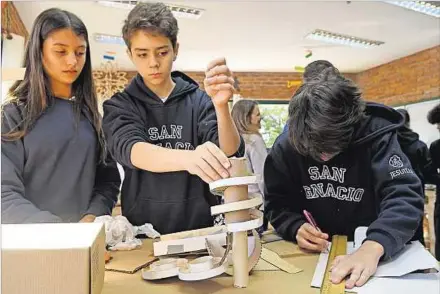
250 105 262 130
42 28 87 89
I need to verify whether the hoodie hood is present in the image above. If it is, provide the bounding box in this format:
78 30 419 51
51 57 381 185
125 71 199 105
351 102 405 146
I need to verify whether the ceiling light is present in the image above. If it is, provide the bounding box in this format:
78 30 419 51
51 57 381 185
386 1 440 18
96 1 204 19
96 0 135 9
305 29 385 49
93 33 125 45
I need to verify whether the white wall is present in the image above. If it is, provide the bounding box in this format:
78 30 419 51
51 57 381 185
1 33 25 102
395 99 440 147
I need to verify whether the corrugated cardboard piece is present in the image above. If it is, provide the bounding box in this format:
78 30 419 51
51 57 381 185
105 248 157 274
1 223 106 294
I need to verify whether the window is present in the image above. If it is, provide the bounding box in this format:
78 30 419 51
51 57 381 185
258 101 289 148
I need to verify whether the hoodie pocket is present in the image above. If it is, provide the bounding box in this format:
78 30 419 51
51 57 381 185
124 195 213 234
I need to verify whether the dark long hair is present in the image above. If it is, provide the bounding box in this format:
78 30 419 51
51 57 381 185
2 8 106 162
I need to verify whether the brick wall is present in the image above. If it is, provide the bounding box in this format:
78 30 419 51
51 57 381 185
355 45 440 106
122 71 356 100
103 45 439 105
186 72 306 99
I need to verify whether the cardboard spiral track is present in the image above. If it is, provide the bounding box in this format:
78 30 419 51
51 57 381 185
207 157 264 288
144 158 263 288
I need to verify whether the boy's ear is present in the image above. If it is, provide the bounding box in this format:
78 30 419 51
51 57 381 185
173 42 179 61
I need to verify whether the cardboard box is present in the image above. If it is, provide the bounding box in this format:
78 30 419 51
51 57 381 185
1 223 106 294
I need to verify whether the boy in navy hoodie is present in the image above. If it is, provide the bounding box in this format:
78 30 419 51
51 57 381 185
264 68 424 288
102 2 244 234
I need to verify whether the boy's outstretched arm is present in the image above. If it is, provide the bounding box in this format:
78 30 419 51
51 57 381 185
203 57 241 156
103 95 231 184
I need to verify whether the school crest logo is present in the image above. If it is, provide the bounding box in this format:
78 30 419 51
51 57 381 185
389 155 404 168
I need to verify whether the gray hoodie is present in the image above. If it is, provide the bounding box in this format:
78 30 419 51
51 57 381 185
243 133 267 206
1 98 120 223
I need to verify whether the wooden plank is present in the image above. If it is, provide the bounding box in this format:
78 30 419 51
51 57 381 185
320 235 347 294
260 247 302 274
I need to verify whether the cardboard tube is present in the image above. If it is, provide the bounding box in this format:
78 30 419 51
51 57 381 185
232 231 248 288
224 186 250 223
227 157 248 178
224 157 250 287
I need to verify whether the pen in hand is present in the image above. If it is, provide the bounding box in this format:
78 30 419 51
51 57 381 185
303 209 329 252
303 209 322 233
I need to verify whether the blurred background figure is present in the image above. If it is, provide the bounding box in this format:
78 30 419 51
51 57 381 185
232 99 268 232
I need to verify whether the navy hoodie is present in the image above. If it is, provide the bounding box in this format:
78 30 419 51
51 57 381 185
264 102 424 259
102 72 244 234
397 124 438 186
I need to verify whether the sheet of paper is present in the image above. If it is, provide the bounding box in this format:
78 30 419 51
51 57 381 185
374 241 439 277
355 273 440 294
354 227 367 248
312 240 439 288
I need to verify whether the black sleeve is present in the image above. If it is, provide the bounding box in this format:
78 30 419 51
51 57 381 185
83 150 121 217
366 132 424 259
427 139 440 185
430 139 440 168
264 137 306 241
417 140 440 185
102 94 148 169
197 93 244 157
1 104 62 223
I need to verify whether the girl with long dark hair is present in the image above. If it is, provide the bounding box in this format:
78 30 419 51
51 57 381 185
1 8 120 223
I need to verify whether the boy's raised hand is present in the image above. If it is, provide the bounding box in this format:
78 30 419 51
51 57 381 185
204 57 236 107
184 141 231 183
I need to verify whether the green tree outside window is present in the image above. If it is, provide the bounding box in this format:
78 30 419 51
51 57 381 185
259 104 289 148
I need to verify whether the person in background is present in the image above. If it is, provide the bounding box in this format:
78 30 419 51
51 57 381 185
396 108 436 244
1 8 120 223
427 103 440 259
283 60 339 133
231 99 268 231
265 68 424 288
102 2 244 234
396 108 437 187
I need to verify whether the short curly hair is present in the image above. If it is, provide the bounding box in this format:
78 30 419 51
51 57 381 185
122 2 179 50
303 60 338 82
427 103 440 124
